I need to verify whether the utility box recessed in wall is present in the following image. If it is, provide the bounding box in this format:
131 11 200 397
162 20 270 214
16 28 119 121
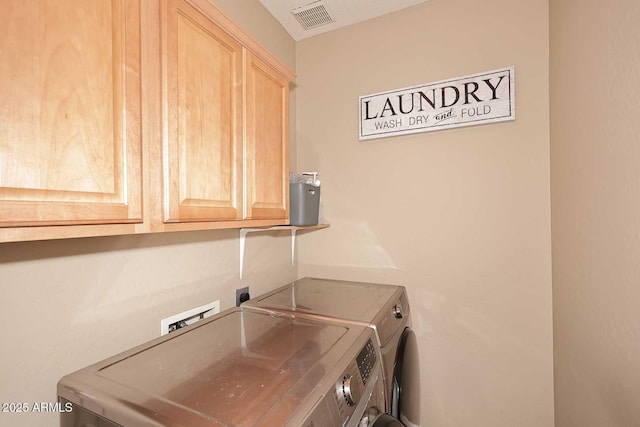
160 300 220 335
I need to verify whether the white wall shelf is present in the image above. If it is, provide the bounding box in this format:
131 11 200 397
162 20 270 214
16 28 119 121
239 224 329 278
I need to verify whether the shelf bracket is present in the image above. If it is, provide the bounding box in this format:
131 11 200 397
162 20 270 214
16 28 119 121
238 224 329 279
290 229 297 266
239 228 256 280
240 227 297 279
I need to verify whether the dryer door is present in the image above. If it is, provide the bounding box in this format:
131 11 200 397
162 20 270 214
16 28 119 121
391 327 420 426
370 413 405 427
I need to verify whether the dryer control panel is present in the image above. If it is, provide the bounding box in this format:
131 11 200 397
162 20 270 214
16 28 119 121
299 332 384 427
356 338 377 385
334 339 383 426
336 338 376 409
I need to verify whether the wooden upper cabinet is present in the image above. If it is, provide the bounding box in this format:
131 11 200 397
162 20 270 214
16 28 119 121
0 0 142 227
0 0 295 241
244 52 290 220
161 0 243 223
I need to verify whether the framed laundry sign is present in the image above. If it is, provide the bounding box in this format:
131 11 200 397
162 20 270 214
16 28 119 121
359 66 515 141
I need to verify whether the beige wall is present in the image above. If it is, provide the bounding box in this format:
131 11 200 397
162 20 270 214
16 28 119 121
295 0 553 426
550 0 640 426
0 2 296 426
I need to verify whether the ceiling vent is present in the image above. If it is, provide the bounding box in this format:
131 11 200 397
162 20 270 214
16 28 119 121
290 1 335 30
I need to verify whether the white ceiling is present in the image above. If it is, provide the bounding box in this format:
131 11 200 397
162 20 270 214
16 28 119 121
259 0 431 41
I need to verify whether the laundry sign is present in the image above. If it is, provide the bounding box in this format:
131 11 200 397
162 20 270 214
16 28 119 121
359 67 515 141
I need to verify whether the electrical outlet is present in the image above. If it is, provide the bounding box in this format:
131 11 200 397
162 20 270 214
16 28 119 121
160 300 220 335
235 286 250 307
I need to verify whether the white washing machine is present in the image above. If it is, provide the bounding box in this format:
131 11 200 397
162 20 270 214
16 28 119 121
58 307 399 427
242 277 421 427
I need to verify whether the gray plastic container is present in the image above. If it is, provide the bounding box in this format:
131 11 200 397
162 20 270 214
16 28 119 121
289 183 320 226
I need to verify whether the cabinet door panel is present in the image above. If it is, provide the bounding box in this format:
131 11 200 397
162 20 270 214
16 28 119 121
163 0 242 222
0 0 142 227
244 53 289 220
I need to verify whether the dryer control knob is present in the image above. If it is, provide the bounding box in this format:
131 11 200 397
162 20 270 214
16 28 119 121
393 304 404 319
342 374 362 407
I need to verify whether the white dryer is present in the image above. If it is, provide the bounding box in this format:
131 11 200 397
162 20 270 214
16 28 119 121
242 277 421 427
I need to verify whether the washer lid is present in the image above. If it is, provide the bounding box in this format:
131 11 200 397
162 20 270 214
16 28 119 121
59 309 363 427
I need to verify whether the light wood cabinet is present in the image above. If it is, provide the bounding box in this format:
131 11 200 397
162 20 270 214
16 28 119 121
158 0 294 231
0 0 142 229
162 0 243 223
0 0 294 242
244 52 290 221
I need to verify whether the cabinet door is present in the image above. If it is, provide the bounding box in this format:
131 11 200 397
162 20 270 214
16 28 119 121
162 0 243 223
0 0 142 227
244 52 290 220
